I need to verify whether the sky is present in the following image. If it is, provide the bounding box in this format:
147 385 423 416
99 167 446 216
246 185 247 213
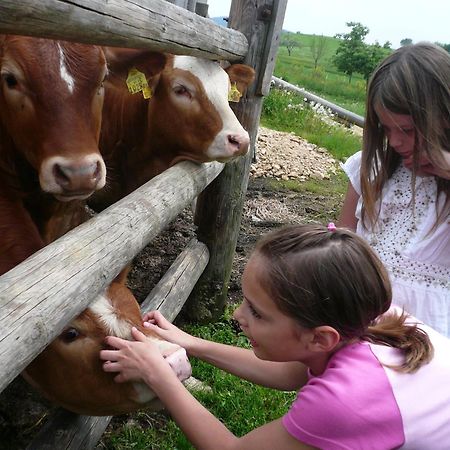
205 0 449 48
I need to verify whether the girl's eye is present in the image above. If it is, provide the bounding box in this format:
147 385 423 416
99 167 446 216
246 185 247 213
2 73 18 88
248 302 262 319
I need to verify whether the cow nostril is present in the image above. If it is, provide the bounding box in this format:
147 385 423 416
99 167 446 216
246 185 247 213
228 135 240 149
53 163 71 188
93 161 101 182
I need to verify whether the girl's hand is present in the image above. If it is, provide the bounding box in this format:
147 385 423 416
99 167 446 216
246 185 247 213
142 311 197 352
100 327 173 385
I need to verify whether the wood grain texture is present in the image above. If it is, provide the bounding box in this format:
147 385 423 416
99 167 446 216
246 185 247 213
0 0 247 60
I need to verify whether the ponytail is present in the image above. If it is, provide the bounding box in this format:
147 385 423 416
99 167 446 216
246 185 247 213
362 310 434 373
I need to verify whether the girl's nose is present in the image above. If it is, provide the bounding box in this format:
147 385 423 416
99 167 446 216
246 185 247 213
233 303 247 327
388 130 403 148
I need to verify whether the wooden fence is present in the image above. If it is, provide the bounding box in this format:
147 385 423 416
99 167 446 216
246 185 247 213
0 0 287 447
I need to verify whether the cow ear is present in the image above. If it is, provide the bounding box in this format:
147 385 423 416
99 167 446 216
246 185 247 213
224 64 256 98
104 47 166 85
113 265 132 285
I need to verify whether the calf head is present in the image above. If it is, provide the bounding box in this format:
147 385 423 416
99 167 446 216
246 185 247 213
147 54 255 165
0 35 107 200
22 271 191 416
98 51 255 201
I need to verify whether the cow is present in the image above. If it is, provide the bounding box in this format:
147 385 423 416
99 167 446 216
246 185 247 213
0 36 166 273
89 50 255 211
22 268 191 416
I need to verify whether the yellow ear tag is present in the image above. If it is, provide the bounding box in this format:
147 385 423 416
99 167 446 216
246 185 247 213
126 68 152 99
228 82 242 102
142 85 152 99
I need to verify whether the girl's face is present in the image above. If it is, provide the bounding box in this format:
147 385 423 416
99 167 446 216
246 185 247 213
233 253 312 363
375 105 429 171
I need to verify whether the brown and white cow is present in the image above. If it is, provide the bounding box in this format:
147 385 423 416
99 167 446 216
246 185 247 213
0 36 166 273
89 50 255 210
23 269 191 416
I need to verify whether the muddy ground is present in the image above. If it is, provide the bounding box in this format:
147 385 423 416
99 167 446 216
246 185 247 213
0 127 345 449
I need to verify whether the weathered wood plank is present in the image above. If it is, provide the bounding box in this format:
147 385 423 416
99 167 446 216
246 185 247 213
141 237 209 320
26 412 111 450
187 0 285 321
0 161 223 394
0 0 247 61
257 0 288 96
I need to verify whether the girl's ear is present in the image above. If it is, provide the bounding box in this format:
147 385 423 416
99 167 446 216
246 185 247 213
309 326 341 352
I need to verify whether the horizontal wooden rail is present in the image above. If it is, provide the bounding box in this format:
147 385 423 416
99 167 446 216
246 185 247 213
0 160 223 394
26 237 209 450
0 0 248 61
272 76 365 128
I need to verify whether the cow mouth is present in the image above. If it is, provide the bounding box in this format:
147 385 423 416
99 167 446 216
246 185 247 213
54 190 95 201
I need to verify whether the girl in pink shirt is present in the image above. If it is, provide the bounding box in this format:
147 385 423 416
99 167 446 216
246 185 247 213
101 224 450 449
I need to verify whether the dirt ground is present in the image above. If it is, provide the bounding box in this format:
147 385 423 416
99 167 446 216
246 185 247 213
128 126 343 306
0 127 345 449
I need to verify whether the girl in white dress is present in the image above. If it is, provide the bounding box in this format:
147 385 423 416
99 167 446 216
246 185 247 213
339 42 450 336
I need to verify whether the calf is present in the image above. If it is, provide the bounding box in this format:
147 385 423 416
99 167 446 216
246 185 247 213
23 269 191 416
90 50 255 210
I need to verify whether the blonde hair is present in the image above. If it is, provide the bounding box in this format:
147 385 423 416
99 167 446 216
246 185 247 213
361 42 450 228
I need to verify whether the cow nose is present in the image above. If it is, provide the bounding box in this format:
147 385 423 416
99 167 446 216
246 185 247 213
53 158 104 192
227 132 250 156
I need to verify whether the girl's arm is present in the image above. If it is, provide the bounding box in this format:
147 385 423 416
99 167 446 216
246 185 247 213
143 311 307 391
100 328 316 450
338 181 359 231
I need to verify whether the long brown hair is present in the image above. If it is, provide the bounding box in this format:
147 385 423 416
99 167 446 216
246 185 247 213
255 224 433 373
361 42 450 228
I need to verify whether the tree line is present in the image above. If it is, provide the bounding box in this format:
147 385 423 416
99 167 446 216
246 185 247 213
281 22 450 84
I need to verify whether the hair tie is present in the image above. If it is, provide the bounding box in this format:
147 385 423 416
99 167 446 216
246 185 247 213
327 222 337 232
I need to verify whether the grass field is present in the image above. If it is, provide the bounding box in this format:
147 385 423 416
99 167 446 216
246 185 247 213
274 32 368 116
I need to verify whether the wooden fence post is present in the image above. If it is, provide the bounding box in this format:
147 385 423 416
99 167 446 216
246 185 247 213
186 0 288 321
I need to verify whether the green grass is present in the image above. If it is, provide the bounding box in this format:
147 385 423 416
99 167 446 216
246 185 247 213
267 170 349 196
261 87 361 161
275 33 367 117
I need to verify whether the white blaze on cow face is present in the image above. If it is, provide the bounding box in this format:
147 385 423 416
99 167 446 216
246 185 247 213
0 37 108 199
173 55 250 161
57 43 75 94
88 291 191 404
88 293 132 339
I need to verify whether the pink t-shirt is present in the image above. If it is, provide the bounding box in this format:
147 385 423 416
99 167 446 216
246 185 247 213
282 324 450 449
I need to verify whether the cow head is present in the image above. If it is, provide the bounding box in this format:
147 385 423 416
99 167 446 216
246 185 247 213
22 271 191 416
147 55 255 165
0 35 108 201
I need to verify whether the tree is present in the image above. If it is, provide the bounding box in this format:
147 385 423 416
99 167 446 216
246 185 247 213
281 32 299 56
333 22 369 83
359 42 390 81
436 42 450 53
400 38 413 46
310 34 328 69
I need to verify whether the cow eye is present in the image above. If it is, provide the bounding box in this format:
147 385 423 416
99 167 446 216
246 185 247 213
173 84 191 99
60 327 80 343
2 73 18 88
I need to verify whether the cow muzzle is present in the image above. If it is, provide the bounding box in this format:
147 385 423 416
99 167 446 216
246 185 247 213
40 154 106 200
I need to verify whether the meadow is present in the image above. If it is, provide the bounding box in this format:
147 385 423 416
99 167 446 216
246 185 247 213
274 32 367 116
98 33 364 450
